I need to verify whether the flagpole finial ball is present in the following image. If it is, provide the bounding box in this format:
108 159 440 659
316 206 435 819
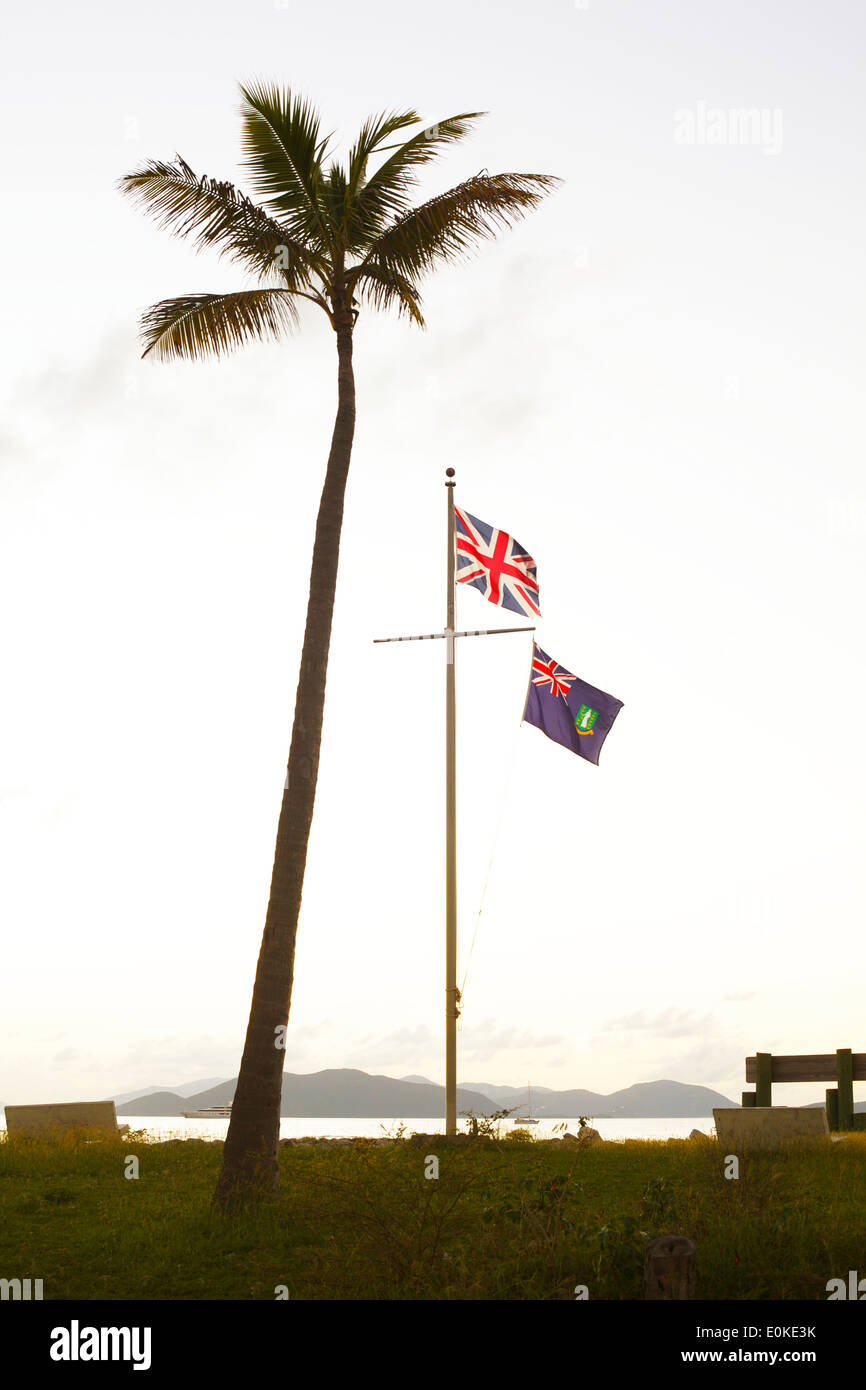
445 467 455 478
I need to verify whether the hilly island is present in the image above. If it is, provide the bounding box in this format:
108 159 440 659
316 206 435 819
112 1068 736 1118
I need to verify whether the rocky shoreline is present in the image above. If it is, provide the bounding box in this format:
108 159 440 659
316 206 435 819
154 1123 616 1150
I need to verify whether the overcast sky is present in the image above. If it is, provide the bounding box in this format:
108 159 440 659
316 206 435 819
1 0 864 1109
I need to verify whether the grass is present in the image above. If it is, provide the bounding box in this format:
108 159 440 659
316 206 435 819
1 1128 865 1299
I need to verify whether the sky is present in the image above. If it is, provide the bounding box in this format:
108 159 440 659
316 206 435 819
1 0 865 1109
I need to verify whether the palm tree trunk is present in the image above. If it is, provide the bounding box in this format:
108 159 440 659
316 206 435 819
214 314 356 1209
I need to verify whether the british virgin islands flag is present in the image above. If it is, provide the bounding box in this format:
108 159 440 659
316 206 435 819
523 644 623 766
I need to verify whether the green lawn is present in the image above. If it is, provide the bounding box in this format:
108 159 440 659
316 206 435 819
2 1130 865 1300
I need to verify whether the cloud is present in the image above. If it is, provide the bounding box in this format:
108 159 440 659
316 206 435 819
118 1034 241 1078
0 329 141 472
344 1026 436 1071
643 1039 745 1091
341 1017 566 1075
599 1006 712 1039
458 1019 565 1055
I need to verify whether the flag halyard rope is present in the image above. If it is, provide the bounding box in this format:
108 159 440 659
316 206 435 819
458 710 524 1013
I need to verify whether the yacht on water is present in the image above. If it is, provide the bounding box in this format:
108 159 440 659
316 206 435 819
181 1104 233 1119
513 1083 539 1125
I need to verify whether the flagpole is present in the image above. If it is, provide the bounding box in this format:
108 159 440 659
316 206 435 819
374 480 537 1135
445 467 458 1135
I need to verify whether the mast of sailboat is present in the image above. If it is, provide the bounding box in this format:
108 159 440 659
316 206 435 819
374 469 536 1134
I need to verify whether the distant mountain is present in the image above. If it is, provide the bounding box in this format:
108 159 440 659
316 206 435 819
108 1079 227 1106
533 1080 736 1118
117 1090 192 1115
400 1074 435 1086
456 1079 734 1116
115 1070 736 1118
167 1070 497 1118
117 1070 498 1118
806 1100 866 1113
108 1087 164 1107
463 1082 556 1104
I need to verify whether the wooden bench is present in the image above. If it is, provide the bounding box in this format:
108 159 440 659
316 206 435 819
4 1101 129 1139
743 1050 866 1132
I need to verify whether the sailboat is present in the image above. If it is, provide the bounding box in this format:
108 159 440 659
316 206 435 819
514 1082 539 1125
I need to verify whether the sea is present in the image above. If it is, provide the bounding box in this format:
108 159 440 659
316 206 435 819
106 1115 717 1142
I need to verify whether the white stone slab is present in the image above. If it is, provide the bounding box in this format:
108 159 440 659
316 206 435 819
713 1106 830 1151
4 1101 122 1136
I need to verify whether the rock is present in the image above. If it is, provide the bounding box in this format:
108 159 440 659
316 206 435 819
409 1132 474 1147
170 1137 203 1144
561 1126 602 1148
576 1125 604 1146
688 1128 710 1141
282 1131 483 1150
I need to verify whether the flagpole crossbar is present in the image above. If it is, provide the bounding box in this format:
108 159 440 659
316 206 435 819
374 625 535 644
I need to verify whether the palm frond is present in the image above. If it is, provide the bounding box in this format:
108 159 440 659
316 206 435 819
352 264 425 326
238 82 333 250
349 171 561 287
346 110 421 199
350 113 485 241
321 163 349 251
139 288 298 361
119 156 324 290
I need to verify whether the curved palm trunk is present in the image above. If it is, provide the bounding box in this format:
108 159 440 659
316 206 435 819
214 315 355 1208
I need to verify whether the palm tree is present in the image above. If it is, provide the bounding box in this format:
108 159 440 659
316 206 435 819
120 82 558 1208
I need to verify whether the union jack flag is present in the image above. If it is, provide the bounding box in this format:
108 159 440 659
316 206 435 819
454 508 540 617
531 650 575 700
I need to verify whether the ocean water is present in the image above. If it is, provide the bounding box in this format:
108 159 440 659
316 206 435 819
107 1115 718 1143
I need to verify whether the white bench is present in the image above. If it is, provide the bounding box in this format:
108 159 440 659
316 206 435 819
4 1101 129 1138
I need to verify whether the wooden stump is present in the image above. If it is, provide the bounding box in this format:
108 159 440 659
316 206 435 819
644 1235 696 1300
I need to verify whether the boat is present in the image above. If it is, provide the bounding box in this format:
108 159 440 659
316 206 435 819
181 1104 233 1119
513 1082 540 1125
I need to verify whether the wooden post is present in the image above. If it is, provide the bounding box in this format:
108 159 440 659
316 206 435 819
741 1092 756 1108
444 470 458 1136
644 1235 696 1300
826 1088 839 1131
837 1049 854 1131
755 1052 772 1108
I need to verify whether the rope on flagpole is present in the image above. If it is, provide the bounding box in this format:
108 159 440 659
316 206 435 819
457 710 525 1014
